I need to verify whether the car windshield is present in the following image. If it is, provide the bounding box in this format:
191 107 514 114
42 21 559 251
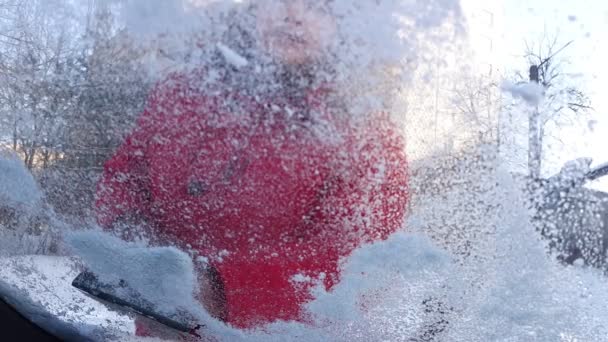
0 0 607 341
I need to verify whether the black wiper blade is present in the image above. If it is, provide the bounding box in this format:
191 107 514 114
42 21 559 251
72 271 198 333
586 163 608 181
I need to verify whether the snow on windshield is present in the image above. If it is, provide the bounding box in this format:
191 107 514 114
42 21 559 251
0 0 607 341
0 151 41 207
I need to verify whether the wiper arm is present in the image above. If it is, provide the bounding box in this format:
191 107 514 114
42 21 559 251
586 162 608 181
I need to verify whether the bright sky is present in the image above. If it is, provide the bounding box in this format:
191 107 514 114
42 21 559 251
500 0 608 189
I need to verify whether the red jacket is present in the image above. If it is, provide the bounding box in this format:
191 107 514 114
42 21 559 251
95 69 408 329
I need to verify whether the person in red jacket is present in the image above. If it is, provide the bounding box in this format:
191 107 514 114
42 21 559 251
95 0 408 333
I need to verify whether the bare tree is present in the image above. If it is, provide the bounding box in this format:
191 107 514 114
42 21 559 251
520 34 591 179
37 5 150 218
449 70 500 150
0 0 80 168
0 1 150 218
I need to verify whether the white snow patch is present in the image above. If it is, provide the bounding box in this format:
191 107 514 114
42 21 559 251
587 119 598 131
65 230 243 339
217 42 249 69
590 160 608 173
0 152 42 207
307 233 449 322
445 167 608 341
0 255 134 341
66 230 198 315
501 80 545 106
557 157 592 183
235 233 451 342
118 0 200 38
291 273 313 284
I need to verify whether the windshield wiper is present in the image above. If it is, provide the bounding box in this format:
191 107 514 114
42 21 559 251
587 162 608 181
